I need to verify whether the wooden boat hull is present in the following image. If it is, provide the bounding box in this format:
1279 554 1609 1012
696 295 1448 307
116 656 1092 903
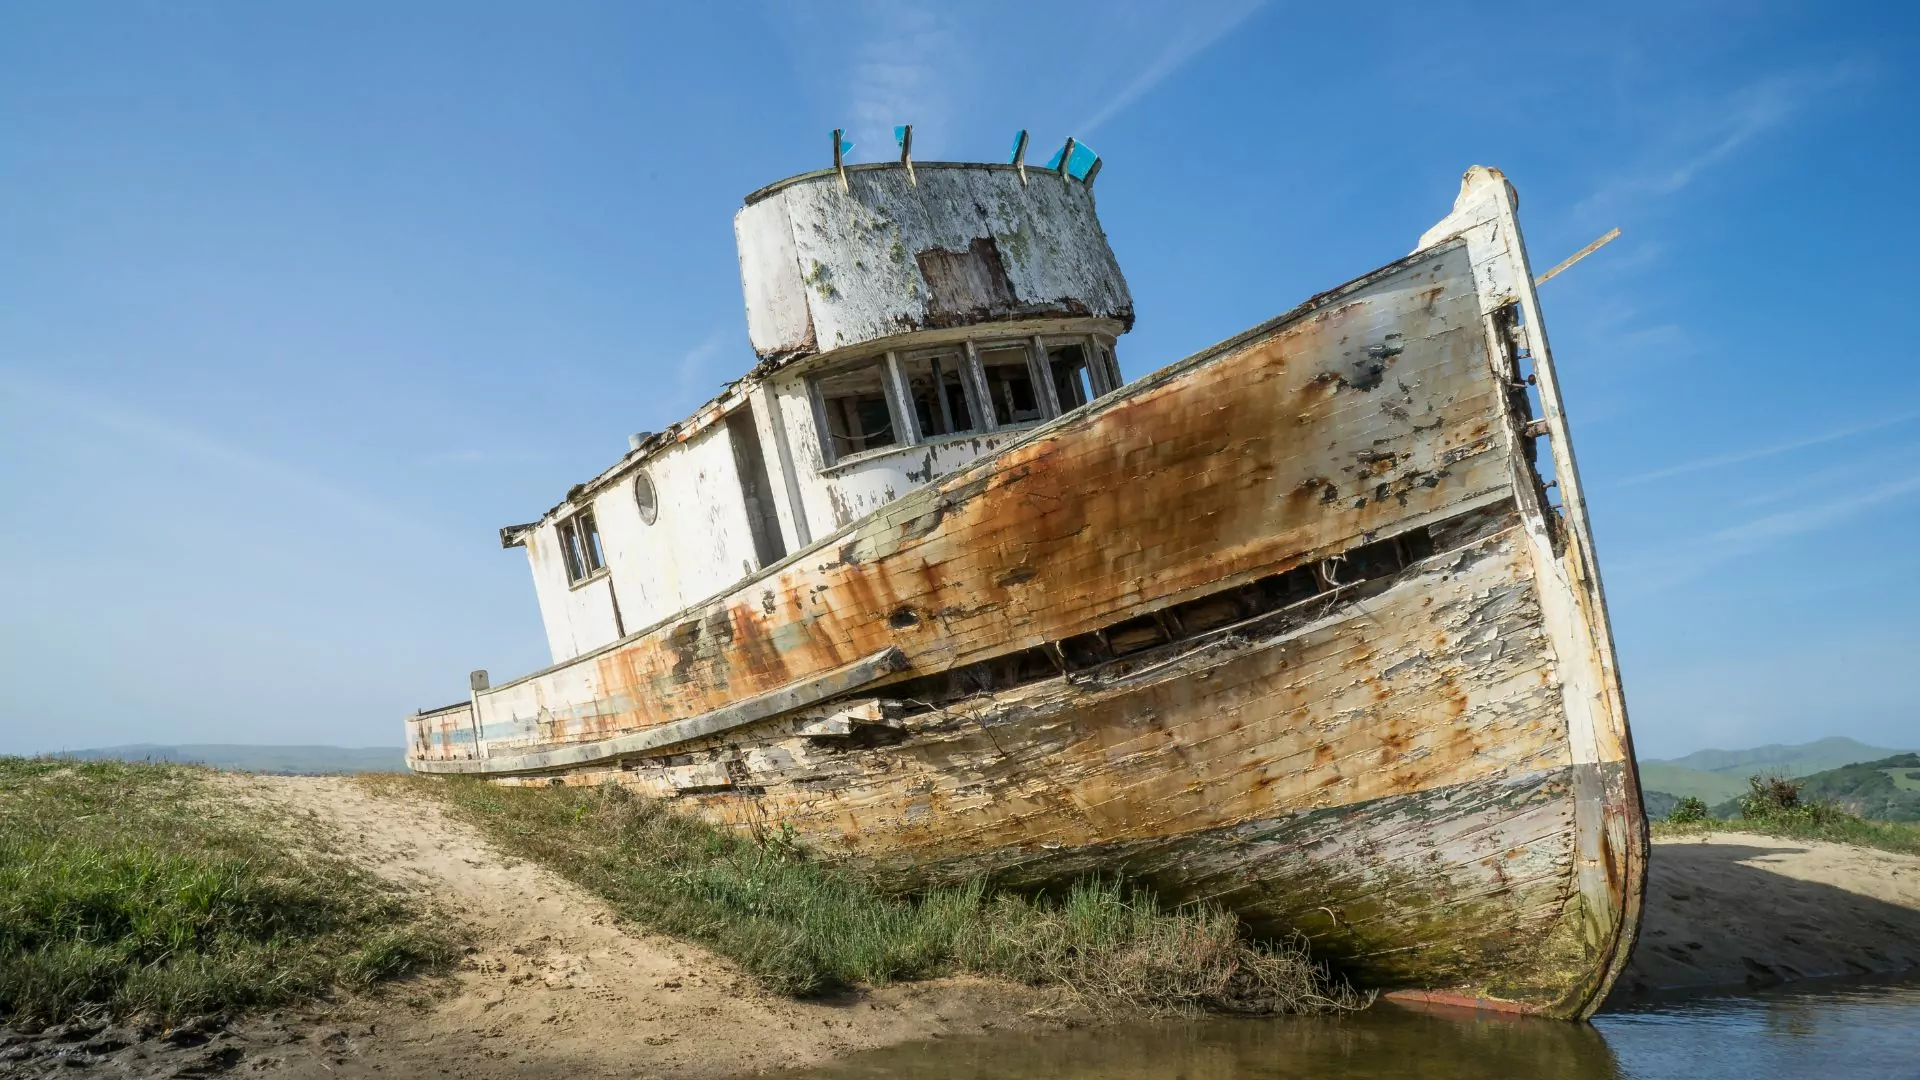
408 168 1646 1018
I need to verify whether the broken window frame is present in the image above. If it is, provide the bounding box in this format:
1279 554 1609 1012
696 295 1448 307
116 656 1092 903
972 337 1049 428
893 346 983 444
1038 336 1103 415
557 508 607 586
1044 333 1122 402
809 331 1125 469
1093 336 1121 396
808 356 906 467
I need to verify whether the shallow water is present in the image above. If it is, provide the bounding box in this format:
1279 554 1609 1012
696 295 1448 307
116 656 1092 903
788 976 1920 1079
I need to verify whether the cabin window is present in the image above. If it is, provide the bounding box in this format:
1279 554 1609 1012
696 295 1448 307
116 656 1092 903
557 510 605 584
634 471 659 525
978 343 1044 426
1045 342 1094 412
899 349 979 439
814 360 900 461
811 334 1123 466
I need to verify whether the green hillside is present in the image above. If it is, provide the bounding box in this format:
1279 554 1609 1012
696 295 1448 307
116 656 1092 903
1653 736 1904 778
1640 790 1680 820
1638 737 1915 821
50 744 405 774
1782 753 1920 822
1637 763 1751 804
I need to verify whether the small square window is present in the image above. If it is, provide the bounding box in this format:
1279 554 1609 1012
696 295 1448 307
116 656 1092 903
815 360 900 460
978 344 1043 426
900 350 978 438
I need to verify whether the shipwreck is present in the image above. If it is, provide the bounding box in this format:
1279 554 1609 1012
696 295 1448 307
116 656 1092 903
406 141 1648 1019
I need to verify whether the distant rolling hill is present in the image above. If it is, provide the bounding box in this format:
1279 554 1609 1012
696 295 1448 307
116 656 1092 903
1636 763 1752 805
1655 737 1907 778
1637 737 1910 808
46 744 405 775
1742 753 1920 822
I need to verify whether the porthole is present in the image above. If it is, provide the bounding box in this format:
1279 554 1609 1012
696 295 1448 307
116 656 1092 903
635 471 659 525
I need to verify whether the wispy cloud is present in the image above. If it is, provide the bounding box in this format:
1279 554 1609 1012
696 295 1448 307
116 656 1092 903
1615 409 1920 487
1076 0 1266 135
842 2 963 156
1612 467 1920 593
0 368 440 538
1577 62 1866 217
1703 470 1920 548
775 1 1268 163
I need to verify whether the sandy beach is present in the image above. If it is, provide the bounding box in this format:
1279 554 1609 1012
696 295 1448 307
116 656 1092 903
1608 831 1920 1001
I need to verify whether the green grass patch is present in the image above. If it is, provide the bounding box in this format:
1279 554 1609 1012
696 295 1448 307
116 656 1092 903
368 775 1365 1015
0 758 458 1025
1651 774 1920 856
1652 814 1920 855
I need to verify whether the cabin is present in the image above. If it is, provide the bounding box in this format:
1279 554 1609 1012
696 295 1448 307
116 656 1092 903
500 157 1134 666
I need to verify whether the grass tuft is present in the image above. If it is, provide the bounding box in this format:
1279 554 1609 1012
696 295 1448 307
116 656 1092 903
367 775 1364 1015
0 758 458 1025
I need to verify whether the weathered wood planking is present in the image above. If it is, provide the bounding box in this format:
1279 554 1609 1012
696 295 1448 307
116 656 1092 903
437 240 1502 757
505 517 1610 1013
407 168 1644 1018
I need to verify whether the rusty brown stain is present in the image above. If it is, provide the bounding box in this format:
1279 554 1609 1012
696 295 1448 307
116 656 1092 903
409 237 1643 1019
458 252 1495 750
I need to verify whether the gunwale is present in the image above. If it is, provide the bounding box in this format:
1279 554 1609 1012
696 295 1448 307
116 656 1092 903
405 168 1647 1018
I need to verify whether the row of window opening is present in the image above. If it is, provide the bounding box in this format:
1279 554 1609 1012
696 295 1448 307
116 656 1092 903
814 336 1120 465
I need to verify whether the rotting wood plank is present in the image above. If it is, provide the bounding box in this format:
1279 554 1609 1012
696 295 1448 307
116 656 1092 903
412 648 908 775
407 169 1643 1019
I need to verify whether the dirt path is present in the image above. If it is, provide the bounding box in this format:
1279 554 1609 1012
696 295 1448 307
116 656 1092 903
218 774 1060 1079
1610 832 1920 1001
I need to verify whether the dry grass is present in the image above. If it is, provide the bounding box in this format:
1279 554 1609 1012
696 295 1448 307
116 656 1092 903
368 774 1366 1016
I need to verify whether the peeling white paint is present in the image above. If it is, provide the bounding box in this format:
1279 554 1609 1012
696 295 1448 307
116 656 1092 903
736 164 1132 360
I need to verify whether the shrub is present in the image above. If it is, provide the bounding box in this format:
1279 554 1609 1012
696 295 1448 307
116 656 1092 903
1737 775 1802 819
1735 774 1855 828
1666 796 1710 824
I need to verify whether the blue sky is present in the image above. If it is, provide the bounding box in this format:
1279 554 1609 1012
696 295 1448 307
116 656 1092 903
2 2 1915 759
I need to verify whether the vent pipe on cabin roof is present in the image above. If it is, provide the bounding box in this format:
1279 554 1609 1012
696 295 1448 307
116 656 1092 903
628 432 654 452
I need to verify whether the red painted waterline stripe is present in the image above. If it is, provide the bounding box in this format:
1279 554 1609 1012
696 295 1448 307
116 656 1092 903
1382 989 1544 1015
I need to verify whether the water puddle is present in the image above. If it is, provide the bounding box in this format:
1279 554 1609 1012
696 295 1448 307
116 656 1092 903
1598 976 1920 1079
787 976 1920 1079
